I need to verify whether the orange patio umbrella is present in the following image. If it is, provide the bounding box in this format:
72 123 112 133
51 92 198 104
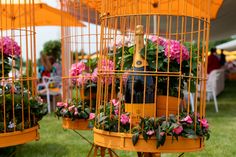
84 0 223 19
0 0 84 30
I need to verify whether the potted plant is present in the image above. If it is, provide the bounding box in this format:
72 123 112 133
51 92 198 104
69 58 98 101
0 82 48 133
91 98 210 151
109 35 198 116
0 36 48 134
55 99 94 130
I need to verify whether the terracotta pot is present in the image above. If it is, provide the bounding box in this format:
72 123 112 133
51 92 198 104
62 118 90 130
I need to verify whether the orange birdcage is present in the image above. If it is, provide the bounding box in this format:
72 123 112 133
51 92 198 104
0 0 47 147
59 0 100 131
92 0 223 156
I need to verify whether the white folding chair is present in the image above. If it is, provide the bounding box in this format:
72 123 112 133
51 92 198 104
37 76 62 113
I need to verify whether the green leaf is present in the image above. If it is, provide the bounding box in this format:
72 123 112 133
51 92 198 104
142 131 148 142
132 133 139 146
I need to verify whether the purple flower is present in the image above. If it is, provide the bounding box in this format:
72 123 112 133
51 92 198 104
120 114 129 125
146 130 155 136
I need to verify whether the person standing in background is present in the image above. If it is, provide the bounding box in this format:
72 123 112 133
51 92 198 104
220 49 226 66
207 48 221 74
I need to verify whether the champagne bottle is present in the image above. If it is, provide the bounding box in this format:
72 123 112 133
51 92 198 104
125 25 154 104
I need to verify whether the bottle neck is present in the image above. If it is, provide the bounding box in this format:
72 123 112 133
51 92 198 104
133 31 148 68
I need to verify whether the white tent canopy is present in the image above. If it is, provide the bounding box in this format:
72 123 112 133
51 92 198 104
216 39 236 51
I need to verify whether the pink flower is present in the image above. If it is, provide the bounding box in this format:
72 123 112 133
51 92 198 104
181 115 193 124
68 105 75 111
70 61 88 77
91 68 98 83
199 118 209 129
120 114 129 125
148 35 166 47
89 113 96 120
76 73 91 86
110 35 131 49
111 99 119 107
57 102 64 107
0 36 21 57
160 132 165 136
146 130 155 136
173 125 183 135
64 103 68 108
164 40 189 63
74 107 78 115
114 109 119 115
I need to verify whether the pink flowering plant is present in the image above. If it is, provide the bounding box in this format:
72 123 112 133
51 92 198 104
109 35 198 97
0 36 21 77
0 82 48 133
70 58 115 96
70 58 98 91
55 99 93 120
131 112 210 148
90 98 130 132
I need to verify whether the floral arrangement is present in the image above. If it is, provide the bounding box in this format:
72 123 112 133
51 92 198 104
90 99 210 148
131 112 210 148
0 82 48 133
55 99 93 120
109 35 198 97
90 98 130 132
69 58 115 97
0 36 21 77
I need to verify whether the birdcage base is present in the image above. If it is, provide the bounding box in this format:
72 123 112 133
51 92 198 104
62 118 90 130
0 126 39 148
93 128 203 153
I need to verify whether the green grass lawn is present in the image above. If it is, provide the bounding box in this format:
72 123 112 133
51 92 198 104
11 81 236 157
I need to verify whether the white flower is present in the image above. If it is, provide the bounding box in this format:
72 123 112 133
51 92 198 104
8 121 15 129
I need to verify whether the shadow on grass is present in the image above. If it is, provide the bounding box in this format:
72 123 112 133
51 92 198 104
16 143 68 157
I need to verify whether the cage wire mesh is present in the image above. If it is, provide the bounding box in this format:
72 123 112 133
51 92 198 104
59 0 100 130
93 0 211 154
0 0 46 147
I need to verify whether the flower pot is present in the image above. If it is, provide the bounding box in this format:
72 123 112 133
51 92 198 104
156 96 185 117
62 118 90 130
125 102 155 125
93 128 203 153
0 126 39 147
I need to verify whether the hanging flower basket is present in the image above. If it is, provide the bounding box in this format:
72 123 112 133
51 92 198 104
62 118 90 130
0 126 39 148
93 128 203 153
91 98 209 153
56 100 95 131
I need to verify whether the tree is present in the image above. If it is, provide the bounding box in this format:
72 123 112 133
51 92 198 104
42 40 61 61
